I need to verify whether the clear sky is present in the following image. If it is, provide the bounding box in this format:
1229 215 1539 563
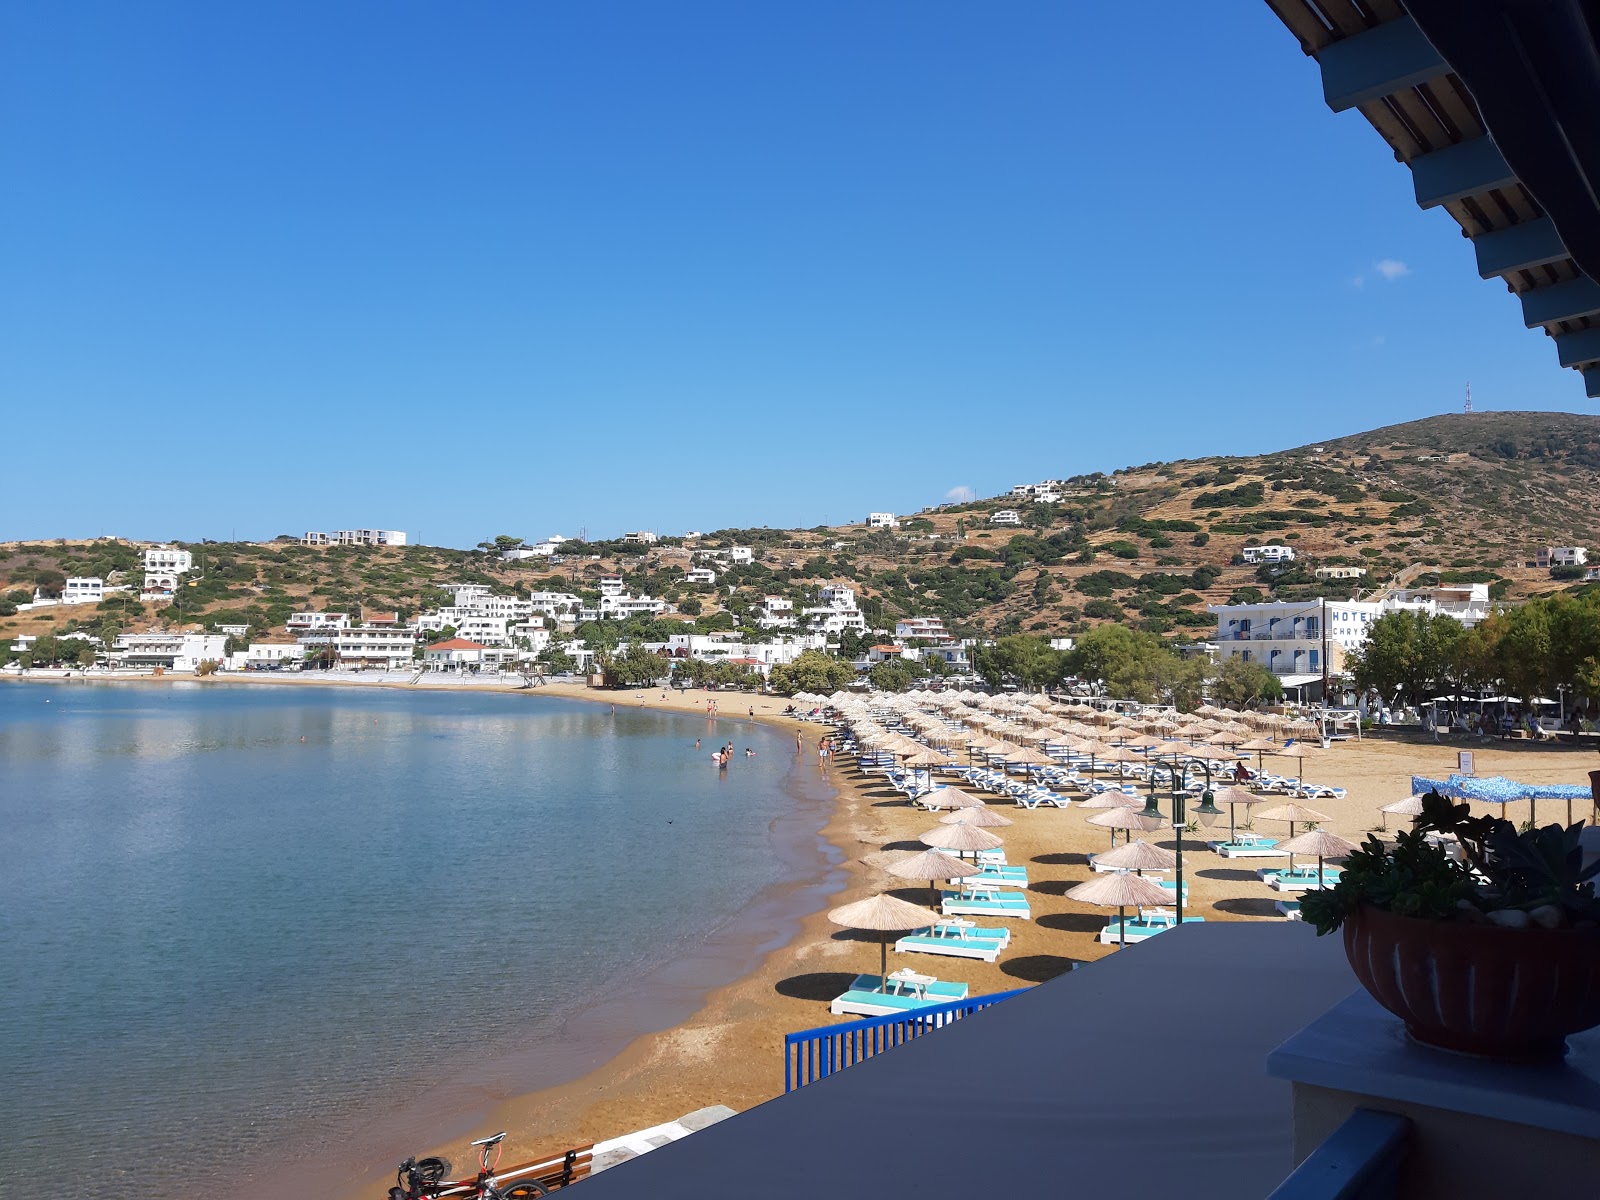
2 3 1587 548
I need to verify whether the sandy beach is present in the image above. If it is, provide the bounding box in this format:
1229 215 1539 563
12 670 1598 1198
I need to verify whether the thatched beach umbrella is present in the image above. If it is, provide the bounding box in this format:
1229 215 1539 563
920 822 1005 860
887 848 976 904
923 786 985 811
940 806 1013 828
1275 739 1328 788
1235 736 1279 774
828 893 940 992
1066 870 1171 948
1277 829 1356 880
1079 790 1140 810
1087 805 1158 847
1379 795 1425 831
1256 802 1332 843
1093 837 1175 875
1212 784 1267 842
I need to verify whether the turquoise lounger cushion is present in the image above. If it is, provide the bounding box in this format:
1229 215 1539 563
898 934 1004 951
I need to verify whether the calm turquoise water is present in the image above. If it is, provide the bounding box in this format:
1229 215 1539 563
0 683 835 1198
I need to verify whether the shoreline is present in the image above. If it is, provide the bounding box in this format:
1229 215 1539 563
4 670 871 1200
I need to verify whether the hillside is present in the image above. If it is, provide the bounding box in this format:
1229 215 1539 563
4 412 1599 651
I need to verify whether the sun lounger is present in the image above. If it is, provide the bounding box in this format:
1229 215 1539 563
1088 853 1171 876
1275 900 1302 921
895 920 1009 963
1210 835 1287 859
1098 907 1205 945
1260 865 1345 892
954 865 1028 890
941 885 1032 920
830 973 970 1017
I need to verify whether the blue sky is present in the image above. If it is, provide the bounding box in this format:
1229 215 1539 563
1 3 1587 547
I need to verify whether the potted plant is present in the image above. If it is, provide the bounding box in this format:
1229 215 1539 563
1301 791 1600 1060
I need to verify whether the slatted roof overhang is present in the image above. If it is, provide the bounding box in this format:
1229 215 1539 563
1265 0 1600 398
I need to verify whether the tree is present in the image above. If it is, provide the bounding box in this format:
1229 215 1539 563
1348 611 1466 706
868 657 919 692
769 649 856 695
1211 656 1283 709
972 635 1066 691
1065 624 1203 708
599 642 668 686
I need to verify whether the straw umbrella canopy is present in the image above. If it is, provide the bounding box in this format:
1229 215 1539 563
859 849 914 871
828 893 940 992
1256 802 1332 842
920 822 1005 860
940 806 1013 828
1275 739 1328 786
1091 742 1146 784
1206 729 1249 748
1379 795 1425 831
922 785 985 811
1079 790 1141 810
1277 829 1356 880
1093 837 1176 875
1235 736 1280 774
1212 784 1268 842
887 847 977 903
1066 870 1171 948
1087 805 1159 846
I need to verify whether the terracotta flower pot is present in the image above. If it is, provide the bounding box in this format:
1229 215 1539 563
1344 904 1600 1060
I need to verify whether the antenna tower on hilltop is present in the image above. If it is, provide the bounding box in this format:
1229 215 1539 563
1464 382 1473 414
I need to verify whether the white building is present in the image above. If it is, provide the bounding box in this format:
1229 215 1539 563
1242 545 1296 564
1209 601 1365 679
1049 637 1076 651
423 637 489 669
895 617 948 642
288 611 352 631
217 623 251 637
225 642 304 671
1209 585 1493 682
1386 584 1492 626
142 544 194 597
112 632 228 673
1537 546 1588 567
756 596 797 629
684 567 717 585
502 535 567 561
818 584 856 607
623 531 659 544
302 529 408 547
599 593 671 620
1314 566 1367 581
298 624 416 669
694 546 754 565
989 510 1022 527
58 577 105 605
866 513 898 529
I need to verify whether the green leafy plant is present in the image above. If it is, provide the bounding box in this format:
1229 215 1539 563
1302 792 1600 934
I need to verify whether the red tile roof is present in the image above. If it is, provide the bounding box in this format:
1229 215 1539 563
426 638 486 651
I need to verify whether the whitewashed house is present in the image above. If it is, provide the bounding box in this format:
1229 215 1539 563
866 513 898 529
1241 545 1296 564
989 510 1022 527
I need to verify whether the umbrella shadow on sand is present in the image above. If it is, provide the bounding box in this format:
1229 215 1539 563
775 972 858 1001
1195 867 1262 884
1032 851 1089 867
1027 879 1076 897
1215 897 1280 918
880 839 930 853
1036 912 1105 935
1001 954 1081 983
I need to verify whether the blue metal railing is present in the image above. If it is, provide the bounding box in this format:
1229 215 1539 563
783 989 1026 1093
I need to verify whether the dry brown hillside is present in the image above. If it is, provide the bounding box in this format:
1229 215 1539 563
3 412 1597 650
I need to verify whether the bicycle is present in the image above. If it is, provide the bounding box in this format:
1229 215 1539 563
390 1132 549 1199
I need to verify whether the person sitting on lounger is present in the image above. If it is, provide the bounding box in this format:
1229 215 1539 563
1233 761 1252 783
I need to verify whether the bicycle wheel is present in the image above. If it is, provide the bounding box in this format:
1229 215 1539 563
499 1182 550 1198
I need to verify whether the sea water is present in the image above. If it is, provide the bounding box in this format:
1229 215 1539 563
0 683 835 1198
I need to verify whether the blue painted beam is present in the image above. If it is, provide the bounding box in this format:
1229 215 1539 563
1410 137 1517 208
1317 17 1449 113
1584 367 1600 399
1267 1108 1410 1200
1473 217 1569 278
1555 327 1600 369
1521 277 1600 328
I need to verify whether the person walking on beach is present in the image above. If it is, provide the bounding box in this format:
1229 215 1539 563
796 730 803 751
748 705 755 720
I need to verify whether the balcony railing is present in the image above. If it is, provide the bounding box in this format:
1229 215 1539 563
783 989 1026 1093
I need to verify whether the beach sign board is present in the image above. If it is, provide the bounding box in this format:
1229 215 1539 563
1458 750 1474 776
